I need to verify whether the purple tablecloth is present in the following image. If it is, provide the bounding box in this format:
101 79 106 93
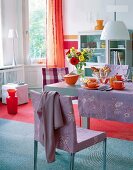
78 83 133 123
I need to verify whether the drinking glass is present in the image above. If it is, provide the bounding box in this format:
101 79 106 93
92 71 100 79
131 70 133 82
122 68 130 82
99 70 108 84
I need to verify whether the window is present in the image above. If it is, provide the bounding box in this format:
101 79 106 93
28 0 46 62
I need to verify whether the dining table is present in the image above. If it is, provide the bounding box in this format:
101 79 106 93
45 81 133 128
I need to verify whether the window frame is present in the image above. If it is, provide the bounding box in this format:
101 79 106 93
22 0 46 65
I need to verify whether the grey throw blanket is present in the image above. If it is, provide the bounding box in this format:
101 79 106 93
37 91 64 163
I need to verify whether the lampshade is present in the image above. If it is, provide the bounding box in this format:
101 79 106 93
100 21 130 40
8 29 18 39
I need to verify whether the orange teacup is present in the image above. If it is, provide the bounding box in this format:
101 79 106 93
113 81 124 90
87 77 97 83
86 82 98 88
115 74 123 81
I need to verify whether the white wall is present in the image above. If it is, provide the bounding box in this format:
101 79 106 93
116 0 133 29
63 0 133 34
1 0 133 66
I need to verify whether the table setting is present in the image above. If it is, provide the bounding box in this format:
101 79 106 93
64 46 132 92
44 65 133 127
80 65 132 92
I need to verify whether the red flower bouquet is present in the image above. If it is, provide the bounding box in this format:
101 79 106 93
66 47 93 76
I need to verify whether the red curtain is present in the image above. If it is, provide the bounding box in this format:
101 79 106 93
46 0 65 68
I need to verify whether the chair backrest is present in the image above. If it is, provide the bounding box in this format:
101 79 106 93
105 64 128 77
55 95 77 152
30 90 77 153
42 67 69 89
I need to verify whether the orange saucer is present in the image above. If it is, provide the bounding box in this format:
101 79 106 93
82 85 99 90
113 86 125 90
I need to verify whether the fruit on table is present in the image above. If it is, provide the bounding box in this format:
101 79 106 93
91 66 111 75
91 67 99 72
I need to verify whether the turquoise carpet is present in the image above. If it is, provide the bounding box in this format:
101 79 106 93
0 118 133 170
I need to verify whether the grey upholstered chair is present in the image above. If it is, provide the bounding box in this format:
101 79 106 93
31 90 107 170
42 67 69 90
105 64 129 77
42 67 78 100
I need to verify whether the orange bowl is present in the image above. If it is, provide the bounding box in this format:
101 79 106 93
64 74 79 85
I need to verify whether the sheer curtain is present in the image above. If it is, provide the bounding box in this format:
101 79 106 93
46 0 65 68
0 0 3 66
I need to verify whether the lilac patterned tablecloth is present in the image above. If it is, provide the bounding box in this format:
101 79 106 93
78 83 133 123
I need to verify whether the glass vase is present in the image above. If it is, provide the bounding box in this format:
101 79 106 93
76 68 85 85
76 68 85 78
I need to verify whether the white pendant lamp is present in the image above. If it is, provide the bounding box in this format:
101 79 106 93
100 0 130 40
100 21 130 40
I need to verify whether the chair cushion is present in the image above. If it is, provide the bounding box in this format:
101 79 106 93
42 67 77 100
75 127 106 152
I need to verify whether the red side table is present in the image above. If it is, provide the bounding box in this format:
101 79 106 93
6 89 18 114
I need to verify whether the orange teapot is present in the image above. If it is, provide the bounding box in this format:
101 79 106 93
115 74 123 81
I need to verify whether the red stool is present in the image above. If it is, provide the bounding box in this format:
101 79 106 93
6 89 18 114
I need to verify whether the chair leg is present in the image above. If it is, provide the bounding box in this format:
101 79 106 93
103 138 107 170
69 153 75 170
34 140 38 170
79 116 82 127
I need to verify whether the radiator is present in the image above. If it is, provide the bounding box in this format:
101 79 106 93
0 71 4 84
0 66 24 97
3 66 24 84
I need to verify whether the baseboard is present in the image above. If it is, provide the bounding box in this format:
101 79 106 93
28 88 42 93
